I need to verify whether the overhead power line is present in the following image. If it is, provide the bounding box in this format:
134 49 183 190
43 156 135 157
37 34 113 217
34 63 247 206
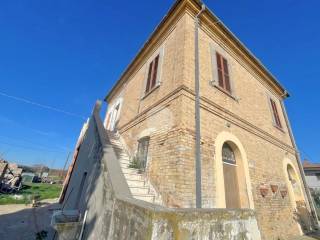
0 90 86 120
0 139 68 154
0 134 70 152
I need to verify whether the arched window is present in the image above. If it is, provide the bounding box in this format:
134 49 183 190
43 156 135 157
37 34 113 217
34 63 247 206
222 143 236 164
287 164 303 201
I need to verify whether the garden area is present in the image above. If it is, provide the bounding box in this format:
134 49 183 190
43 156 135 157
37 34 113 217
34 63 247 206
0 183 62 205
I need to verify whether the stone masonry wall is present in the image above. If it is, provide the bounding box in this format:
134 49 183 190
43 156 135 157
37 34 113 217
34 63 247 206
180 93 305 239
182 12 293 146
58 106 262 240
104 4 312 240
118 88 308 239
106 14 188 128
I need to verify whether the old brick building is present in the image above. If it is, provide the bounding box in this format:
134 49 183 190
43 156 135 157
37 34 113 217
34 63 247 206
103 0 317 239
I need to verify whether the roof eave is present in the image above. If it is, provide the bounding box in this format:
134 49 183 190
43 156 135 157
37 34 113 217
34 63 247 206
105 0 289 102
194 1 288 97
104 0 185 102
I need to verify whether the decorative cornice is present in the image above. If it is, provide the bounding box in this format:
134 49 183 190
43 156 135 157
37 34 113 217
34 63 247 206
105 0 288 102
180 86 295 153
105 0 189 102
185 0 287 97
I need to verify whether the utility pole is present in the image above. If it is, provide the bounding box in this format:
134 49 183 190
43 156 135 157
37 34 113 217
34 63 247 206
194 3 206 209
61 152 71 182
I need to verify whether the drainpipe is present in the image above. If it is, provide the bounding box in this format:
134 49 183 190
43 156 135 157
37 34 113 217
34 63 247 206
195 3 206 209
280 91 319 228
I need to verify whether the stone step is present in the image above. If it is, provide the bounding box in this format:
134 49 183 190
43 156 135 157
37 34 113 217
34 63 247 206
132 194 155 203
120 157 130 162
110 143 123 148
108 139 121 143
106 134 160 205
107 138 120 143
111 147 123 152
121 167 141 175
120 161 130 168
129 186 150 195
120 159 130 165
120 156 130 160
121 164 142 170
123 172 144 181
111 144 122 148
126 179 146 187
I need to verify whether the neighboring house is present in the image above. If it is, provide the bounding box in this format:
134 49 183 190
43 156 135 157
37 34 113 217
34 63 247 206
56 1 317 240
304 160 320 190
21 172 36 183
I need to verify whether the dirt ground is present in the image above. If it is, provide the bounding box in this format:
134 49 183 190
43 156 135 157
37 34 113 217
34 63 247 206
0 199 60 240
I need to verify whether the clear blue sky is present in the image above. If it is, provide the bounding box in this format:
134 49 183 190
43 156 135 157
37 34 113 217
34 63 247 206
0 0 319 168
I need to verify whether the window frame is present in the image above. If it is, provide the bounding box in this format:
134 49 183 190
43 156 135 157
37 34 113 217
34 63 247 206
105 98 123 131
137 136 150 170
142 47 164 99
216 52 231 93
145 55 160 94
268 95 283 130
222 143 237 166
211 47 238 101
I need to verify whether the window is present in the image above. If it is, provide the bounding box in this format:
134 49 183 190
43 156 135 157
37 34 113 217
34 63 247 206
270 98 282 129
222 143 236 164
216 52 231 93
137 137 150 170
145 54 160 94
107 103 121 131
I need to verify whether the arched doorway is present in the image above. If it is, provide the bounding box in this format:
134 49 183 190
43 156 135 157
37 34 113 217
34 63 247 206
221 141 249 208
222 142 241 208
214 132 254 209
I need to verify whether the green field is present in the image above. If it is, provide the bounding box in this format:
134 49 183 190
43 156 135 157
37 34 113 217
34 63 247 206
0 183 62 205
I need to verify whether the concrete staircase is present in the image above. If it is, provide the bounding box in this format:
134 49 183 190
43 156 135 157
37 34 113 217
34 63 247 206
106 131 162 205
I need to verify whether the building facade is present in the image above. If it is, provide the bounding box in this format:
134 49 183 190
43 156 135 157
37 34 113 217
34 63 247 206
103 0 316 239
304 160 320 190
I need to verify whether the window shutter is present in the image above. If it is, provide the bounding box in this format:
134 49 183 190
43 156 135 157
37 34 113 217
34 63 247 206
216 53 224 88
146 61 154 93
145 54 160 94
223 58 231 93
151 55 159 89
270 98 282 128
216 52 231 93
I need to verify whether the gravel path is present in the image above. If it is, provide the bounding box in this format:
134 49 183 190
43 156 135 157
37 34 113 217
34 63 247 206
0 199 60 240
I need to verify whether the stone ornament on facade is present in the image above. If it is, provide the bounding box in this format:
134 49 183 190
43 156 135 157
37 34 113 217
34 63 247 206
259 184 269 198
280 187 288 199
270 184 279 194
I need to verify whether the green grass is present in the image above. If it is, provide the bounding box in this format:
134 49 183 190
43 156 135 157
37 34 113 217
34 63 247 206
0 183 62 205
